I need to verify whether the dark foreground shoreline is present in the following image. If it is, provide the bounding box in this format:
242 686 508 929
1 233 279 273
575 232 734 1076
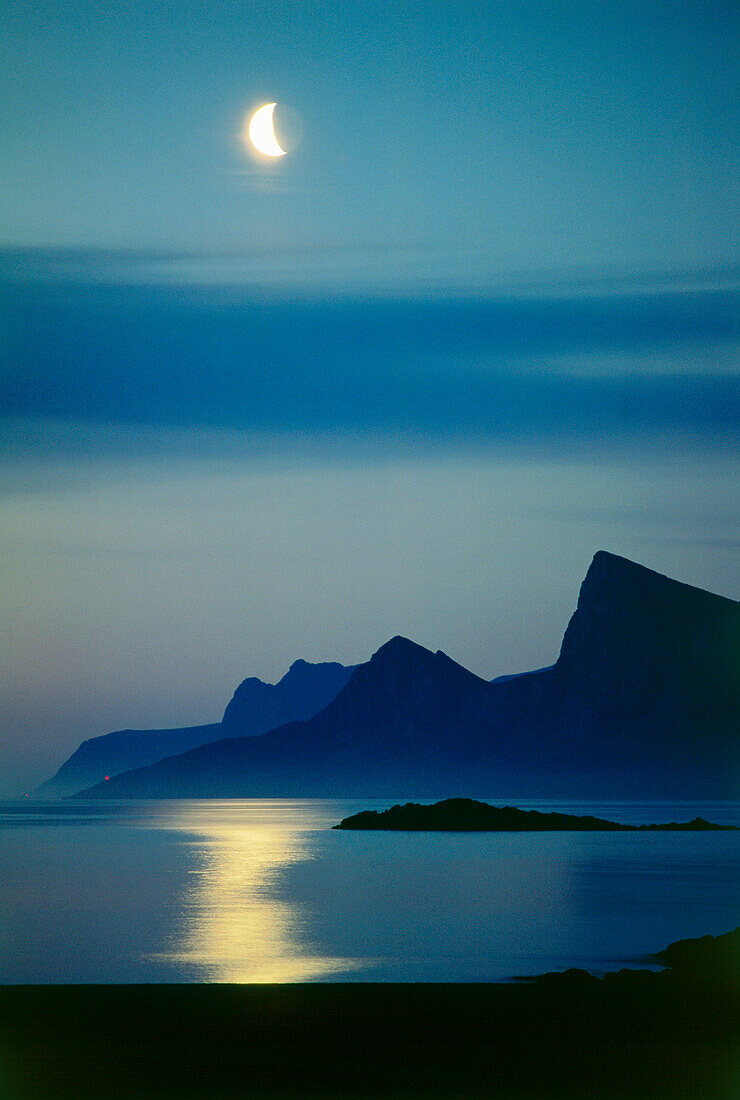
1 931 738 1099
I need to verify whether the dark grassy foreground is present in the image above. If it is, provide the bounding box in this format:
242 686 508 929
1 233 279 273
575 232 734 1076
1 930 738 1100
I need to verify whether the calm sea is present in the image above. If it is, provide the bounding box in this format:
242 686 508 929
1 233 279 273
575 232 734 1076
1 798 737 984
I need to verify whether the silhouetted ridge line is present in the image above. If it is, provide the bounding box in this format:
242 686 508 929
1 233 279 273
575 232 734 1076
72 551 738 799
39 658 356 796
220 658 357 730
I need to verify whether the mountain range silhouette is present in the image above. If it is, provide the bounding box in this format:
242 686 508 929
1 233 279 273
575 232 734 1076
50 551 737 799
38 659 356 797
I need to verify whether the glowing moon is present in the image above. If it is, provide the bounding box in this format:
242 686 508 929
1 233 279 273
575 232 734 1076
247 103 287 158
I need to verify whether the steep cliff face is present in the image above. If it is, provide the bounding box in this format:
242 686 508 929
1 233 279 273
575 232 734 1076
544 551 739 770
553 551 737 708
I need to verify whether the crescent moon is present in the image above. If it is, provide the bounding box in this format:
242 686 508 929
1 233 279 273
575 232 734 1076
247 103 287 158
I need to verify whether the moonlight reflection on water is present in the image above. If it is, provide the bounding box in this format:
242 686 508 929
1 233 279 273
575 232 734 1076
1 798 737 983
154 801 364 982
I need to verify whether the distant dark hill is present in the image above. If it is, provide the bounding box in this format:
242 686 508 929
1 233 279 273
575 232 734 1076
39 722 225 799
39 659 355 797
333 798 737 831
76 552 739 799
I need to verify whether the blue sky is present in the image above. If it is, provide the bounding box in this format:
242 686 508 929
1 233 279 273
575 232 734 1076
0 1 738 793
2 0 738 269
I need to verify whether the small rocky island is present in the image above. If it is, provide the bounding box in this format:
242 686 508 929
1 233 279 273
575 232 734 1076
333 797 737 831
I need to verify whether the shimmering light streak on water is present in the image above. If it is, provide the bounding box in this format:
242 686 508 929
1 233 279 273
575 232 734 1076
0 799 737 983
152 801 365 982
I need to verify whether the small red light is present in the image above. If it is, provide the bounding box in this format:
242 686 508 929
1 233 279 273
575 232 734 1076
105 775 110 781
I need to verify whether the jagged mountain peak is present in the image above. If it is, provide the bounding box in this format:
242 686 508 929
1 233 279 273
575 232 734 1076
314 638 489 730
283 657 352 678
580 550 737 610
281 658 328 684
582 550 682 599
366 635 486 686
371 635 433 662
221 656 357 731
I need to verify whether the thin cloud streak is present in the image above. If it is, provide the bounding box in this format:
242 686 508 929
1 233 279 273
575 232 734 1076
0 273 737 466
1 246 738 295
